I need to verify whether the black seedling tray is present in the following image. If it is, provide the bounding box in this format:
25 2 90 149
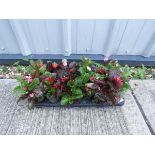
35 98 124 108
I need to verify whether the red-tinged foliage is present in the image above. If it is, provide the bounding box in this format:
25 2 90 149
54 84 59 90
113 76 124 88
51 62 58 69
97 67 105 74
61 76 69 83
14 58 130 108
48 77 55 84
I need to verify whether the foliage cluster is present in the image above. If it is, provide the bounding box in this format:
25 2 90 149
14 57 130 109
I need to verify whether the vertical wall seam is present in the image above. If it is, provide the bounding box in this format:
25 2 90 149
90 19 96 51
113 20 121 52
76 20 79 54
60 20 64 52
8 19 31 56
103 19 116 56
7 19 20 53
116 19 129 53
63 19 72 56
43 20 51 53
142 30 155 57
25 20 36 54
0 34 7 53
131 19 147 52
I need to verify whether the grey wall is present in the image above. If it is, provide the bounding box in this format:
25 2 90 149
0 19 155 57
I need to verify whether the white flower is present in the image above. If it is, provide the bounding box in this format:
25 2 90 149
62 59 67 66
84 57 88 60
104 56 109 62
87 66 91 71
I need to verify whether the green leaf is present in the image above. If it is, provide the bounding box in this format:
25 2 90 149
71 87 82 96
79 67 86 75
75 88 82 95
46 94 57 103
44 80 50 85
122 65 132 78
48 87 55 94
26 66 34 74
32 78 40 84
0 66 8 73
124 82 129 89
28 78 40 91
68 98 74 104
14 85 26 95
21 80 28 87
74 77 83 86
142 64 145 72
17 65 24 72
44 71 52 77
13 61 20 66
67 80 73 87
61 94 69 105
22 57 29 62
72 94 83 100
14 85 21 91
39 65 46 74
137 68 145 79
16 75 23 82
30 60 35 66
94 73 105 80
82 73 90 83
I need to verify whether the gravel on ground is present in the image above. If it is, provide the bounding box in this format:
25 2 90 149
0 65 25 79
1 65 155 79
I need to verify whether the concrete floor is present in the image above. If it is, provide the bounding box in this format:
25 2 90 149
0 79 154 135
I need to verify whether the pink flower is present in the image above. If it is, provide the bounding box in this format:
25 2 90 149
115 96 120 103
85 86 89 91
27 78 33 83
29 93 34 98
90 76 95 81
23 75 29 79
39 63 44 67
24 75 33 83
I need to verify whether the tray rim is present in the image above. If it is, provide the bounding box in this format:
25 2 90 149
35 98 124 108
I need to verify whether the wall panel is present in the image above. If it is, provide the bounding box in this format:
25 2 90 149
0 19 155 57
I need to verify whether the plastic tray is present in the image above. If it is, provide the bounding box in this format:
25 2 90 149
35 98 124 108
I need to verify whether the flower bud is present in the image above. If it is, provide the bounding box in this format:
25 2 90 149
62 59 67 66
87 66 91 71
